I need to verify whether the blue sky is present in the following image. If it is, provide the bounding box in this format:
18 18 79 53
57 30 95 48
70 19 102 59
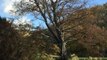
0 0 107 27
0 0 107 17
89 0 107 6
0 0 46 27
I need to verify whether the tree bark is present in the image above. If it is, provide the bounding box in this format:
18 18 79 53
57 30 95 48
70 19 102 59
59 42 68 60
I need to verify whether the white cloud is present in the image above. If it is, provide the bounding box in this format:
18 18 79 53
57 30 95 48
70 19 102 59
4 0 20 13
3 0 57 15
13 16 32 26
4 4 14 13
0 0 32 26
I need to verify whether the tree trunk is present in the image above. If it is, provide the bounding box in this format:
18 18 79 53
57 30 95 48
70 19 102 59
59 42 68 60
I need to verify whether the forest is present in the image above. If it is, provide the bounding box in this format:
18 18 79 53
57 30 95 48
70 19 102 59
0 0 107 60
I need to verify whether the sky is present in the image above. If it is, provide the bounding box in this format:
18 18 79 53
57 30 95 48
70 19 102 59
0 0 107 27
0 0 107 17
89 0 107 6
0 0 46 27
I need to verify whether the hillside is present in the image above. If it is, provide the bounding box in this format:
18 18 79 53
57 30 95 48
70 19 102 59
0 3 107 60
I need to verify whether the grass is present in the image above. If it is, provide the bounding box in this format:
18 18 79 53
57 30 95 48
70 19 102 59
79 57 107 60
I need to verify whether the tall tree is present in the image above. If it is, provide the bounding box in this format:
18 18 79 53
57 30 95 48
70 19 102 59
12 0 87 59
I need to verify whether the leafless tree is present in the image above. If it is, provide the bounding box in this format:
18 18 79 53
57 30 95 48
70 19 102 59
12 0 87 59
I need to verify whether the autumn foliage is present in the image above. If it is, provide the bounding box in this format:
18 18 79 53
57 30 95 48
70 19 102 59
0 3 107 60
